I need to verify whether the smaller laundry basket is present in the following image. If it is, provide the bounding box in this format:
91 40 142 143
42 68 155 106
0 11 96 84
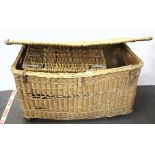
5 37 152 120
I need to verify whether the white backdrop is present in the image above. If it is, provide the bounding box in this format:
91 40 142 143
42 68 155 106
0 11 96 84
0 30 154 90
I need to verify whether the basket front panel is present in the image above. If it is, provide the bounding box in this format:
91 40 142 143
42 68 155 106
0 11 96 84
13 67 140 120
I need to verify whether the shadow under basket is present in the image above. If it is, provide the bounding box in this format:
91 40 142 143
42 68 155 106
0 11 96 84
5 37 152 120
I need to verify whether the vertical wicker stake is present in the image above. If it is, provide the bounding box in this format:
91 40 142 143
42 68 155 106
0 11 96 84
77 76 82 87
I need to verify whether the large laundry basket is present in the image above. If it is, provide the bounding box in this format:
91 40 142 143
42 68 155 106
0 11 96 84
5 37 152 120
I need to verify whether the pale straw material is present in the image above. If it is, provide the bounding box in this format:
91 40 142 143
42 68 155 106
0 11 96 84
6 37 152 120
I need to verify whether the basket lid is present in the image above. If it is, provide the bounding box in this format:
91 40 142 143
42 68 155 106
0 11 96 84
5 36 152 47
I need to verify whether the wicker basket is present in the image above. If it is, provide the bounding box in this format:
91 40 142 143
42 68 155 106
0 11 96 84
5 37 152 120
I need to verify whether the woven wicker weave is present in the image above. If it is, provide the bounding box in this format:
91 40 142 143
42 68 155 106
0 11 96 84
22 46 106 73
6 37 152 120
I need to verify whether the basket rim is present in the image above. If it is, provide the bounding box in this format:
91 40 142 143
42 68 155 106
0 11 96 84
11 63 143 78
5 36 152 47
11 44 144 78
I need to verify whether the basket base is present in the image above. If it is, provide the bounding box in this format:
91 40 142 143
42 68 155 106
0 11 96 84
21 107 133 120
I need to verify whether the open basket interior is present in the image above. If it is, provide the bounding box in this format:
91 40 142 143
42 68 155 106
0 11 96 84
22 45 106 73
21 44 139 73
5 37 152 73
